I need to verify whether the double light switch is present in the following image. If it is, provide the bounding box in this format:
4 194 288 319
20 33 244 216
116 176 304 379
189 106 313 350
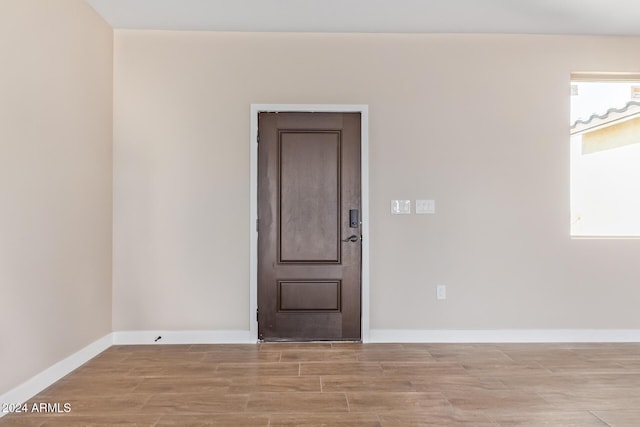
391 199 435 215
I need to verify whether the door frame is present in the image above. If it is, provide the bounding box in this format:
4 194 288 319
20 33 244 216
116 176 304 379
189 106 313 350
250 104 370 342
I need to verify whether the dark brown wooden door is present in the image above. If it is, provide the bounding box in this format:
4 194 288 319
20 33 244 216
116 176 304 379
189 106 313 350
258 112 361 341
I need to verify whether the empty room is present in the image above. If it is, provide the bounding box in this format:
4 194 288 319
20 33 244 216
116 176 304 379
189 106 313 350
2 0 640 425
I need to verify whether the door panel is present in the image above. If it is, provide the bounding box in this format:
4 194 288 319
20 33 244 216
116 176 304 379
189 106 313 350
279 131 340 263
258 112 361 341
279 280 341 311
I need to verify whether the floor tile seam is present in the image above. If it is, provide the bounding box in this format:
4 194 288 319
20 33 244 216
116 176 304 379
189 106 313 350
527 389 561 410
588 410 614 427
126 388 242 397
543 384 640 392
148 414 162 427
142 391 250 400
263 411 358 421
215 361 298 366
130 408 259 416
242 392 251 413
344 391 451 399
533 365 556 375
441 388 550 403
156 412 267 418
40 391 148 399
496 349 517 363
124 374 222 379
19 410 163 417
479 408 601 425
535 392 640 409
438 393 457 413
17 414 164 426
582 383 640 390
375 412 384 427
247 391 352 398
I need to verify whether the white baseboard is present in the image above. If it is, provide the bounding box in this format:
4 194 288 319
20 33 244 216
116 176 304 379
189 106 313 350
0 330 254 418
112 330 256 345
367 329 640 343
0 334 112 418
109 328 640 344
4 327 639 418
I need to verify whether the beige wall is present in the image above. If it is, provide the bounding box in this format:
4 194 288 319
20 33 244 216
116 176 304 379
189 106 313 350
0 0 113 394
113 31 640 332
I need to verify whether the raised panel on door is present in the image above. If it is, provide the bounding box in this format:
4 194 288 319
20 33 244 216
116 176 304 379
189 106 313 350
279 131 341 263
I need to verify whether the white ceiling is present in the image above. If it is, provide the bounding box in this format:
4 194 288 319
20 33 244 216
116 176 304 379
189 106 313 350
85 0 640 36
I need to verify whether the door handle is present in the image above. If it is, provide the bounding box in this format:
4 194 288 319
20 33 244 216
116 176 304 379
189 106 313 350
342 235 360 243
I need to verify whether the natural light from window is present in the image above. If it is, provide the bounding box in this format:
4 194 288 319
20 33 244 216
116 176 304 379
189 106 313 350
570 76 640 237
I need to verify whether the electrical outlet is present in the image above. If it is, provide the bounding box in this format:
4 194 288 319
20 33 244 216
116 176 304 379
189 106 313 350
436 284 447 300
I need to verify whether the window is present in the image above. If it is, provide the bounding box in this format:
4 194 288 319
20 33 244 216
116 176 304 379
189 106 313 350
570 74 640 237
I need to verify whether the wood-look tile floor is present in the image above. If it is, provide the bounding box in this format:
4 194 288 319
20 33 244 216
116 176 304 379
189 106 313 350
2 343 640 426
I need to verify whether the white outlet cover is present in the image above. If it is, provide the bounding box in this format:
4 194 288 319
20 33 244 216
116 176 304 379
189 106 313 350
391 199 411 214
416 199 435 214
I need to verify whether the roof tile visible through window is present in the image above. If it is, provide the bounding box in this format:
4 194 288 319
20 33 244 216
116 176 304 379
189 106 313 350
571 101 640 135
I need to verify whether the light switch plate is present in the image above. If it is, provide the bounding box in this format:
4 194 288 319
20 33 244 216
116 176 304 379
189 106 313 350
416 199 435 214
391 200 411 214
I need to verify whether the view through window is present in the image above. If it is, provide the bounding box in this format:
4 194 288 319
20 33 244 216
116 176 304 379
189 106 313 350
570 75 640 237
